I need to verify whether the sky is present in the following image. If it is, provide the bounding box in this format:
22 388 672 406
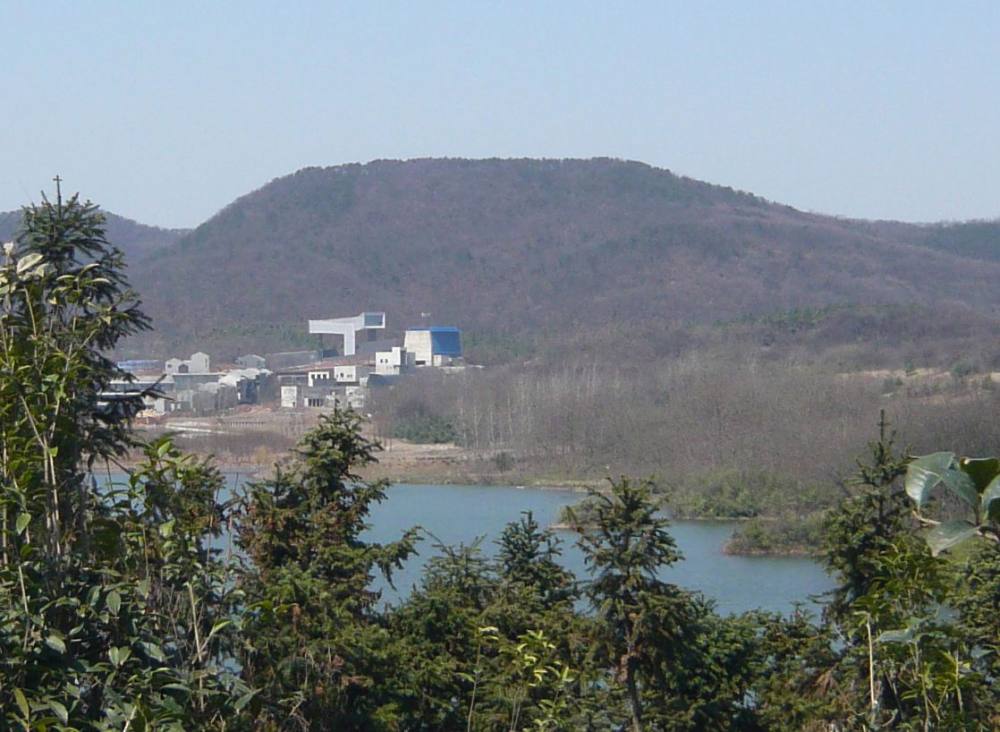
2 1 998 228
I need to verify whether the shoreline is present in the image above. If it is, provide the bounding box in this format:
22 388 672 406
370 474 597 493
723 543 820 558
120 446 823 559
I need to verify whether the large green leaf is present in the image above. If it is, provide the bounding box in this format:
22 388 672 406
981 475 1000 524
206 619 231 642
905 452 956 507
160 683 192 695
924 521 980 556
234 690 259 711
939 468 979 511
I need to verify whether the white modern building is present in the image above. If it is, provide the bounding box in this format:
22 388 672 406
334 365 369 383
308 311 386 356
307 370 331 388
374 346 410 375
164 352 211 374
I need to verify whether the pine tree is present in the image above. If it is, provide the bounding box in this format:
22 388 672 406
236 410 419 729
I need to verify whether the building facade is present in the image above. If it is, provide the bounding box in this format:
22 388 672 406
403 327 462 367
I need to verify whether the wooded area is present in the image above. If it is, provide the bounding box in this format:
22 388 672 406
78 158 1000 360
3 193 1000 730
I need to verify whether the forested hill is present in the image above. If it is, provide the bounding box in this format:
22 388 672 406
0 208 187 262
122 158 1000 359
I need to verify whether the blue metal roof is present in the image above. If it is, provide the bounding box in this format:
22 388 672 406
433 332 460 356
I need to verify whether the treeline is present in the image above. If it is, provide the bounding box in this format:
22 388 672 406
527 301 1000 374
372 357 1000 495
373 355 1000 556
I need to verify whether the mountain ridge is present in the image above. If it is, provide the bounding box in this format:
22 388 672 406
14 158 997 362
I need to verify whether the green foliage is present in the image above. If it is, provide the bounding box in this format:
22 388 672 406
235 409 419 729
951 359 979 379
750 609 842 730
954 542 1000 684
814 420 1000 728
662 469 834 520
574 477 696 730
386 525 589 731
492 450 515 473
556 496 600 530
479 628 576 732
0 193 247 729
905 452 1000 535
822 421 911 623
726 511 828 556
392 411 458 444
496 511 575 606
0 194 150 558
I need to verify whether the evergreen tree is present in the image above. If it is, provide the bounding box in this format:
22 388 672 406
496 511 575 606
236 410 418 729
822 415 911 625
572 476 700 731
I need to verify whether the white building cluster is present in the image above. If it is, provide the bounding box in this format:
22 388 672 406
111 311 463 416
112 351 271 416
275 311 463 410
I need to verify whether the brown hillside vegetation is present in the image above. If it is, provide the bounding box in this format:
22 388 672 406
108 157 999 359
0 208 187 262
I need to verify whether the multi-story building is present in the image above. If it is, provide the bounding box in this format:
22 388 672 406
403 326 462 367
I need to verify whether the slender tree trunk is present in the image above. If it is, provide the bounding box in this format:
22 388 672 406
625 660 643 732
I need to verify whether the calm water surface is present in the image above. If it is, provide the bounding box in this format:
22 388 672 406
113 474 831 616
366 483 832 616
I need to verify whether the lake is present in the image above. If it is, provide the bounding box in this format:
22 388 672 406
115 473 832 616
365 483 833 616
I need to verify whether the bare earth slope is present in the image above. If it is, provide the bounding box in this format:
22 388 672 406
117 158 1000 359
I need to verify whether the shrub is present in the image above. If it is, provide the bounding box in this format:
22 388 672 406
951 359 978 379
392 412 458 443
493 450 515 473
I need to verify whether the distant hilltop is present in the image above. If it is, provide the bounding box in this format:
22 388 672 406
0 208 187 262
6 158 998 362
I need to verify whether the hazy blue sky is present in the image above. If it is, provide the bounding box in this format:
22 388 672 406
2 2 998 228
